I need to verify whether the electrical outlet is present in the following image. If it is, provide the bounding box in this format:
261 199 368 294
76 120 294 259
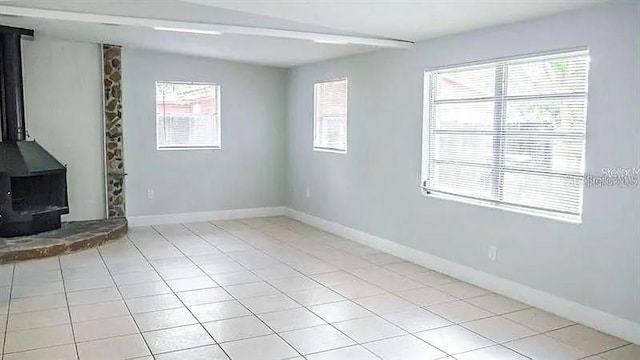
305 187 311 198
147 188 155 199
488 246 497 261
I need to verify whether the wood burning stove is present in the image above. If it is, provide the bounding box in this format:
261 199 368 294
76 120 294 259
0 25 69 237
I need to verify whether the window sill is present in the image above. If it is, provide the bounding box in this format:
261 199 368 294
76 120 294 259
313 147 347 154
420 188 582 224
157 146 222 151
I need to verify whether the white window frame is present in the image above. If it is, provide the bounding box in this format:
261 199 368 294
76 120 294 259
421 48 589 223
155 81 222 151
313 78 348 154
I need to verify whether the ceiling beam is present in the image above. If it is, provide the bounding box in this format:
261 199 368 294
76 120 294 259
0 5 415 49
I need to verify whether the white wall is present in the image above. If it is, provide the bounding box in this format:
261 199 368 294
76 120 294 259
123 49 287 217
10 2 638 334
286 2 640 325
22 37 105 221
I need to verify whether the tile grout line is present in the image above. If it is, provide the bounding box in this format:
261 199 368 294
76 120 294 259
3 270 77 355
94 240 158 359
232 219 462 358
273 216 635 356
230 219 424 358
114 236 240 359
246 217 541 358
142 216 633 359
181 221 365 358
0 263 15 359
144 217 631 359
148 223 307 360
57 256 81 360
123 226 236 358
0 250 510 358
588 343 634 358
190 221 383 359
2 262 92 357
238 219 455 350
3 220 629 356
232 218 440 359
236 218 457 359
5 217 622 359
196 219 391 359
257 217 600 358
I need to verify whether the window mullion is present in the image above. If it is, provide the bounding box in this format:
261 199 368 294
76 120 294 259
493 64 507 203
425 72 437 190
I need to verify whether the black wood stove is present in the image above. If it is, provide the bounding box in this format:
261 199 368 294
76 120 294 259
0 25 69 237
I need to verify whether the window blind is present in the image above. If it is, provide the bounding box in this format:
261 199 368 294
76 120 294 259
314 78 348 153
423 50 589 222
156 82 221 150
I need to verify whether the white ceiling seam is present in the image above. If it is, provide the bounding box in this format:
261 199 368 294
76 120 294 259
0 5 415 49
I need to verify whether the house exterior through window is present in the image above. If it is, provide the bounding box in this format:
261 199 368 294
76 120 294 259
156 81 221 150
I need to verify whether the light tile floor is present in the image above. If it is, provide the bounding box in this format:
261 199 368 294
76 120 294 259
0 217 636 359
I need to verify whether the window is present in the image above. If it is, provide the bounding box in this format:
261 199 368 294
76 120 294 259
156 81 221 150
314 78 348 153
422 49 589 222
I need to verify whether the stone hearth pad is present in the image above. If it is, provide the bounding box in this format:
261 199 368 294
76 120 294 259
0 218 127 263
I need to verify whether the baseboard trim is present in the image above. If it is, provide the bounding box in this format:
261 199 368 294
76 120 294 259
128 206 287 227
285 207 640 345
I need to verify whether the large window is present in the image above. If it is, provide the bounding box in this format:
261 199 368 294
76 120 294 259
314 78 348 153
422 49 589 222
156 81 221 150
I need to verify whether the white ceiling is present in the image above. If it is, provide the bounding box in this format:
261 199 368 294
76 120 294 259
0 0 605 67
189 0 606 41
0 15 376 67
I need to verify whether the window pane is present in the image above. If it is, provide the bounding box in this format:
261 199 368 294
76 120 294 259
505 98 587 133
434 101 494 131
316 116 347 150
435 66 495 100
433 134 494 166
314 79 348 152
156 82 220 149
431 163 494 200
507 54 589 96
503 135 585 175
502 171 583 214
317 82 347 116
